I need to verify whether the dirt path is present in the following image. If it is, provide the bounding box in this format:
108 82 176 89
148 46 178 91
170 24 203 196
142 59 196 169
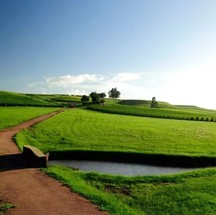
0 110 108 215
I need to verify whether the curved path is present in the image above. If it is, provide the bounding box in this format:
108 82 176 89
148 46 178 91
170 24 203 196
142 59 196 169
0 110 107 215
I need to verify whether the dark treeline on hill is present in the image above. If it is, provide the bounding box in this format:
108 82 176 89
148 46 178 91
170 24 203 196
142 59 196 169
81 92 106 105
81 88 120 105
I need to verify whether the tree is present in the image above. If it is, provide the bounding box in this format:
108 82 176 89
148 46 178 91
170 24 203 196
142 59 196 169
151 97 158 108
81 95 89 105
108 87 120 98
99 92 106 98
100 98 105 105
89 92 100 104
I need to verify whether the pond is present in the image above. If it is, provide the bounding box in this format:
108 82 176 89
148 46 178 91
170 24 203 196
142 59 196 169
49 160 196 176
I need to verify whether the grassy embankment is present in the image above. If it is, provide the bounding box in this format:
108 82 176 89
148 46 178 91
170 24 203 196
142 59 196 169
44 166 216 215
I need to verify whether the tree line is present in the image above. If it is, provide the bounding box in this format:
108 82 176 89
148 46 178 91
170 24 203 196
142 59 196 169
81 87 120 105
81 88 158 108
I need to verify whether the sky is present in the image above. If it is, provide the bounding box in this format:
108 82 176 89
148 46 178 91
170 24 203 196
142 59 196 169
1 0 216 109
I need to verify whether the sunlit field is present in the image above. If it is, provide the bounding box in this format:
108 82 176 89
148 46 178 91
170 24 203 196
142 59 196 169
16 108 216 157
0 107 60 130
88 104 216 122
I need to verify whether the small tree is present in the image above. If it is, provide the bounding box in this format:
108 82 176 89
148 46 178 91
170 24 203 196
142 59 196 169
99 92 106 98
81 95 89 105
108 87 120 98
89 92 100 104
100 98 105 105
151 97 158 108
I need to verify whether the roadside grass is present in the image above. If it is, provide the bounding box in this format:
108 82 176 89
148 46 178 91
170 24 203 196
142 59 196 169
87 104 216 122
0 107 61 130
0 203 14 215
16 108 216 157
0 196 14 215
44 165 216 215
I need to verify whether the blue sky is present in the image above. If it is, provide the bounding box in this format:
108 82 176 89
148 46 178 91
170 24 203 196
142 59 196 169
1 0 216 108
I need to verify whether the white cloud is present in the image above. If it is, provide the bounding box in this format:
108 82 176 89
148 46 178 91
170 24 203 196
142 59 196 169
42 72 145 96
26 62 216 109
46 74 104 88
45 73 142 89
111 72 142 82
27 72 146 97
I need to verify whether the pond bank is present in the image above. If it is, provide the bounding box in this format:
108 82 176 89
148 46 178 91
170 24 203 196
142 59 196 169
49 150 216 168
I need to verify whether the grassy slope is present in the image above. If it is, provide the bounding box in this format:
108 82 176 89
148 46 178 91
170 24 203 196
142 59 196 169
87 104 216 122
0 107 60 130
27 94 82 103
16 108 216 157
0 91 59 107
45 165 216 215
118 99 176 108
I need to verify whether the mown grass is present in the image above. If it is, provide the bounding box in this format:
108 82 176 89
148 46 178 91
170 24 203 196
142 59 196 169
45 165 216 215
87 104 216 122
16 108 216 157
0 107 61 130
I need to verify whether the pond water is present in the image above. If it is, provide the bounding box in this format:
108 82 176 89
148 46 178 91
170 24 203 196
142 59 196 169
49 160 196 176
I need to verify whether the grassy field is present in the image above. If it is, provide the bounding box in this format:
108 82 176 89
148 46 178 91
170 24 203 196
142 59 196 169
117 99 177 108
2 93 216 214
88 104 216 122
0 91 60 107
16 108 216 157
0 107 61 130
0 91 83 107
45 165 216 215
26 93 82 104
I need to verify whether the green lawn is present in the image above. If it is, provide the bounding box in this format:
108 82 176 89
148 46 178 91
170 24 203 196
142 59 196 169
45 165 216 215
16 108 216 157
0 107 61 130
